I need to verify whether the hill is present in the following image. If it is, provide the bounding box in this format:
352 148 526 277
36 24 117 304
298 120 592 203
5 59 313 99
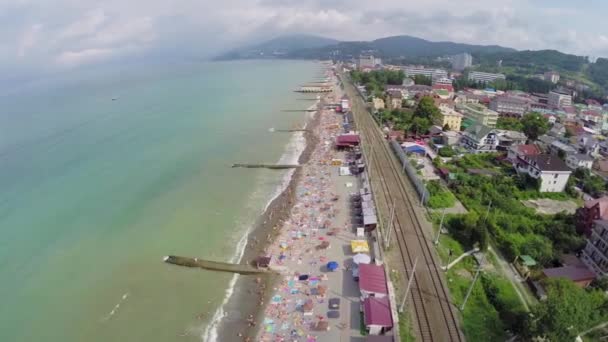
215 34 339 60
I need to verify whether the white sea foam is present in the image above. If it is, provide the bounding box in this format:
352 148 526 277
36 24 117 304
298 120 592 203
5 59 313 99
202 100 318 342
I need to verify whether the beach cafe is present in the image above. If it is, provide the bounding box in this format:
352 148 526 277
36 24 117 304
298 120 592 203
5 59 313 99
363 296 394 335
358 263 388 298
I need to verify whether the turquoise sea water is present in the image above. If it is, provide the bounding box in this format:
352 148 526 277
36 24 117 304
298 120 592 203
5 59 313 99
0 60 317 341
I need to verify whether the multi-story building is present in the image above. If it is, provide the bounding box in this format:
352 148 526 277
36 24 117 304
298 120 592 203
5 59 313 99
437 104 463 131
544 71 560 84
461 124 526 153
513 154 572 192
581 219 608 277
402 66 448 81
565 153 594 170
489 95 529 117
433 77 453 86
456 102 499 127
468 71 506 83
548 90 572 108
450 53 472 71
358 54 381 70
576 197 608 236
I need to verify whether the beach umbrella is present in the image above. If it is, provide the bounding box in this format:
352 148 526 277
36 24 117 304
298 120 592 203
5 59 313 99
327 261 339 271
353 253 371 265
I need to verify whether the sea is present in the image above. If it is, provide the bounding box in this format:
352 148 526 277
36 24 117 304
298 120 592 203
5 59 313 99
0 59 319 342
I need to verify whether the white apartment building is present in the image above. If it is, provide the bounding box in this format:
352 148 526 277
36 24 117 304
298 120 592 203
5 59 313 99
358 55 381 70
489 95 529 117
548 91 572 108
433 77 453 86
581 220 608 277
513 154 572 192
456 102 499 127
468 71 506 83
450 53 472 71
402 66 448 80
544 71 560 84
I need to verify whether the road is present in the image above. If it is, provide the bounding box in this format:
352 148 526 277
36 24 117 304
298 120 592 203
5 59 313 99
341 73 465 342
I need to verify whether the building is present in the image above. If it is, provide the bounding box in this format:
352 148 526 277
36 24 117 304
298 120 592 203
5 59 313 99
387 90 403 110
358 54 381 70
542 266 595 287
402 78 415 87
468 71 506 83
450 53 472 71
402 66 448 81
576 197 608 236
548 90 572 108
437 104 463 131
461 125 525 153
566 153 594 170
544 71 560 84
489 95 529 117
363 297 394 335
549 140 578 157
433 77 453 86
507 144 541 162
581 220 608 278
432 84 454 99
358 264 388 298
456 102 499 127
372 97 385 111
513 154 572 192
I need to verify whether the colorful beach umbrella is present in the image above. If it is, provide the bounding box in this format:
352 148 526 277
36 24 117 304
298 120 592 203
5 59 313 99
353 253 371 265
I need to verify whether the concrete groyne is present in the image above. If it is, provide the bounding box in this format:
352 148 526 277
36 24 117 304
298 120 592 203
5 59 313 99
163 255 272 275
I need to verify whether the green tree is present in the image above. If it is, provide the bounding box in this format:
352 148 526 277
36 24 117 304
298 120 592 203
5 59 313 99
521 112 549 141
410 117 431 135
413 74 432 86
438 146 456 157
414 96 442 122
496 117 524 131
525 279 608 341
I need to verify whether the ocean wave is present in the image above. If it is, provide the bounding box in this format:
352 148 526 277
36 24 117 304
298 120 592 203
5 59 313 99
202 102 315 342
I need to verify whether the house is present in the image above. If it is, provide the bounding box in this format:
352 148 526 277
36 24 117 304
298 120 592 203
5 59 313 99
600 142 608 157
549 140 577 157
461 125 526 153
358 264 388 298
373 97 385 110
456 102 499 128
336 134 360 149
574 134 600 156
566 153 594 170
514 154 572 192
581 220 608 278
363 297 393 335
437 104 463 131
576 197 608 236
548 123 566 137
542 266 595 287
507 144 541 162
441 130 461 146
387 90 403 110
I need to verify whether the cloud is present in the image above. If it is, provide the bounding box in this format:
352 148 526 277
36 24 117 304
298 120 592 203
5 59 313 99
1 0 608 81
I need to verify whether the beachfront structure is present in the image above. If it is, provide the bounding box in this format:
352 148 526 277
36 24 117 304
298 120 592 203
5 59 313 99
548 90 572 108
456 102 499 127
450 53 472 71
513 154 572 192
489 95 529 117
402 66 448 81
468 71 506 83
581 220 608 278
363 297 394 335
437 104 463 131
358 264 388 298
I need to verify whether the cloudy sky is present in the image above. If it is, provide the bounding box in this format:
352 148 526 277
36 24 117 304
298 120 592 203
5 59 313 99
2 0 608 81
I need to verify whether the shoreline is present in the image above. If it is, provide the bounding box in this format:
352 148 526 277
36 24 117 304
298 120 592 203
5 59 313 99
212 97 324 341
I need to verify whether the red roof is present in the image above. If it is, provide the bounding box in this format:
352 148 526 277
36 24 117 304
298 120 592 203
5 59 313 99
587 99 601 106
432 84 454 92
363 297 393 327
517 144 541 156
336 134 360 146
543 266 595 282
585 196 608 220
562 106 577 114
359 264 388 295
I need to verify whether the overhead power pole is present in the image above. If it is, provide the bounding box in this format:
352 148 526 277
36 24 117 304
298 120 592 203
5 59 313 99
399 257 418 313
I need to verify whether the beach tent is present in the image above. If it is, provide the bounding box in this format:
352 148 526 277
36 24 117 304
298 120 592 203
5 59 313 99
357 227 365 237
303 299 314 315
351 240 370 253
327 261 339 271
353 253 372 265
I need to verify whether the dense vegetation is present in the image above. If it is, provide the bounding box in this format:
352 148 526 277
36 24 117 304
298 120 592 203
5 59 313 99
473 50 588 73
376 96 440 135
426 180 456 209
350 69 405 97
571 168 608 197
496 117 523 131
453 76 555 94
441 153 585 264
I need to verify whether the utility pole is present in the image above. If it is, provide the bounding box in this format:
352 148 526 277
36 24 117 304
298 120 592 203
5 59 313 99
385 202 396 248
434 208 446 245
461 253 485 311
420 191 426 207
399 257 418 313
445 249 453 272
484 199 493 223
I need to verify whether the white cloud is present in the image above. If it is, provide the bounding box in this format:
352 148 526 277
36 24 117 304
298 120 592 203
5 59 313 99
55 48 116 66
17 23 42 57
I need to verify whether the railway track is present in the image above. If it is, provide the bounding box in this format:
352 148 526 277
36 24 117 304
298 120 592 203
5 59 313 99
342 75 465 341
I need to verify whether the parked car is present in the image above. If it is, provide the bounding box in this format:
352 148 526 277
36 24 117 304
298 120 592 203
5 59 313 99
328 298 340 310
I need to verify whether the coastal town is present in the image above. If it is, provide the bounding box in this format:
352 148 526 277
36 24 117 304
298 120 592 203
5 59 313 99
240 53 608 342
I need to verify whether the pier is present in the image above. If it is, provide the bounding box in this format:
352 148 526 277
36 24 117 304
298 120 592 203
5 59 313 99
231 163 301 169
163 256 273 275
281 109 317 112
273 129 310 133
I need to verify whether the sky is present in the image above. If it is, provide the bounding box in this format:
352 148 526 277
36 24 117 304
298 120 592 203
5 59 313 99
2 0 608 82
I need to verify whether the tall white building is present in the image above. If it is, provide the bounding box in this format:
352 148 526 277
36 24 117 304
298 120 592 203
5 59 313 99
402 66 448 80
468 71 506 83
548 90 572 108
451 53 472 71
358 55 380 70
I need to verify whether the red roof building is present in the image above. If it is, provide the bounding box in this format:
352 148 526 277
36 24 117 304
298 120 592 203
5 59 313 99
336 134 360 148
542 266 595 287
359 264 388 297
432 84 455 93
363 297 394 335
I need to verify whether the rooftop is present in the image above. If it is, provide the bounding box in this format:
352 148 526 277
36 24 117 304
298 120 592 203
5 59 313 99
542 265 595 282
526 154 571 172
363 297 393 327
585 197 608 220
359 264 388 295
